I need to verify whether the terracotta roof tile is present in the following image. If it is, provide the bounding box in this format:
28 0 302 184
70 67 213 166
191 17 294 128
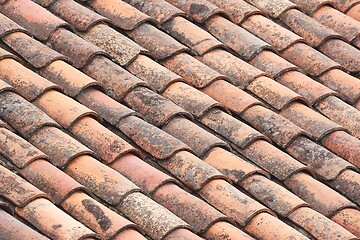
33 0 57 8
198 179 273 226
0 77 17 94
65 155 141 206
1 0 73 41
331 208 360 237
118 192 190 240
163 228 204 240
29 127 94 168
0 12 28 37
50 0 111 32
0 209 49 240
124 86 191 126
0 46 19 61
290 0 333 14
162 16 223 55
205 16 272 60
346 3 360 21
163 117 229 157
16 198 97 239
113 228 147 240
333 0 360 12
88 0 156 30
328 169 360 205
204 221 255 240
288 207 357 239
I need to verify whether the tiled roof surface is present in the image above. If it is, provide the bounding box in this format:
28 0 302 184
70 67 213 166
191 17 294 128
0 0 359 239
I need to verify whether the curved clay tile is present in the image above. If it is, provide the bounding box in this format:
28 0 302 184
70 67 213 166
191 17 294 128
331 208 360 237
0 13 28 38
328 169 360 206
246 0 299 18
204 221 254 240
346 3 360 21
332 0 360 12
290 0 334 14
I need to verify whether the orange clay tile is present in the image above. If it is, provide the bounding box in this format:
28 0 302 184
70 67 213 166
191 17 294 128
65 155 141 205
18 159 87 205
124 0 186 24
127 23 189 59
242 105 309 148
204 147 270 183
30 127 94 169
111 154 176 195
117 116 191 159
61 191 139 239
200 108 268 148
39 60 103 97
83 56 147 101
162 16 223 55
240 140 308 180
207 0 262 24
165 0 227 23
276 70 336 105
313 6 360 42
163 117 229 157
0 12 28 37
244 212 308 240
0 128 48 168
113 228 147 240
16 198 97 239
246 0 298 18
50 0 111 32
247 76 307 110
322 131 360 168
243 15 305 52
248 50 299 78
284 172 356 216
280 43 341 76
241 174 308 217
204 221 254 240
162 82 221 118
70 116 142 164
1 0 72 41
163 228 203 240
124 87 191 126
333 0 360 12
88 0 155 30
80 24 149 66
201 80 263 114
162 53 229 88
0 46 19 61
0 78 15 93
0 91 60 138
198 49 265 89
160 151 226 190
0 209 49 239
0 166 49 207
198 179 273 226
0 58 61 101
76 88 138 126
331 208 360 237
204 16 272 61
347 3 360 21
319 39 360 72
33 0 57 7
118 192 190 240
286 136 355 180
289 207 357 239
153 183 229 233
290 0 333 14
126 55 183 92
317 69 360 104
328 169 360 205
316 96 360 138
34 90 98 129
280 102 345 140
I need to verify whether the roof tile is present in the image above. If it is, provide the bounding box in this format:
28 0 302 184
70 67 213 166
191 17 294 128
33 90 98 129
247 0 298 17
1 0 73 41
333 0 360 12
204 221 254 240
205 16 272 60
0 166 49 207
0 91 60 138
0 46 18 61
289 0 333 14
117 116 191 159
286 136 355 180
124 86 191 126
127 23 189 59
118 192 190 240
88 0 155 30
113 228 147 240
288 207 356 239
198 179 273 226
328 169 360 205
30 127 94 168
33 0 57 8
346 3 360 21
160 151 226 190
163 228 204 240
0 12 28 37
153 183 229 233
0 128 48 168
16 198 97 239
18 159 86 205
331 208 360 237
163 117 229 157
284 172 356 216
65 155 141 205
